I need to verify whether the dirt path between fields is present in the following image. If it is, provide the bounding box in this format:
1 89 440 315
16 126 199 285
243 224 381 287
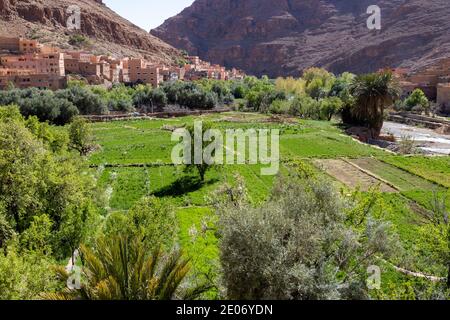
314 159 397 192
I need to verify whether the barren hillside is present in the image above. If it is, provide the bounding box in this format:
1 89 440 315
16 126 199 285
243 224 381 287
0 0 181 64
152 0 450 77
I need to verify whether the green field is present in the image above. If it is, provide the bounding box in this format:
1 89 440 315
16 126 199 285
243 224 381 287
89 112 450 298
351 158 439 191
381 156 450 188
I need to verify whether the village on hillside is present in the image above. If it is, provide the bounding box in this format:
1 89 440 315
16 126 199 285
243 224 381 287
0 37 245 90
0 37 449 111
392 58 450 111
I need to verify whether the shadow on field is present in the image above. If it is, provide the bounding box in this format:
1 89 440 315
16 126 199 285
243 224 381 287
152 175 218 197
334 122 350 131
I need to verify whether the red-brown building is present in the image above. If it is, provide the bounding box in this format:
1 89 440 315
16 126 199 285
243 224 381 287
0 37 244 91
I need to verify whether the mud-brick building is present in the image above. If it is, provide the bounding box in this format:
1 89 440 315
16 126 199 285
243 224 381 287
0 52 65 77
128 58 163 87
437 83 450 111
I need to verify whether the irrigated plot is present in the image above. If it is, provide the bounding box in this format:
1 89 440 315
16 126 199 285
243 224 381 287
109 168 149 210
382 156 450 188
349 158 439 191
314 159 397 192
280 130 387 159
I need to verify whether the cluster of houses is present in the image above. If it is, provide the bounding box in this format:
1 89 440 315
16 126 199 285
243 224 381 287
0 37 245 90
2 37 448 110
393 58 450 110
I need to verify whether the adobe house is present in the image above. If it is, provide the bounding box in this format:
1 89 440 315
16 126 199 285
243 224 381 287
437 83 450 107
0 73 67 90
0 37 241 90
0 52 65 76
78 61 101 77
128 58 162 87
0 37 20 52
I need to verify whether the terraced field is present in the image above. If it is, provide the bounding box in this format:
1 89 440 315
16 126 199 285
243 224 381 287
89 112 450 298
315 159 397 192
349 158 439 191
382 156 450 188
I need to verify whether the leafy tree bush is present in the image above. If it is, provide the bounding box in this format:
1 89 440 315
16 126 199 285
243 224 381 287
212 82 234 105
103 196 176 250
105 84 135 112
184 121 217 182
0 206 14 248
319 96 344 121
275 77 306 96
56 85 108 115
290 96 320 119
161 81 218 109
269 99 291 114
0 243 60 300
303 68 336 99
0 88 79 124
20 214 53 255
404 89 430 114
133 85 168 112
68 34 90 48
329 72 355 107
0 106 101 259
69 117 96 156
231 81 247 99
214 174 400 300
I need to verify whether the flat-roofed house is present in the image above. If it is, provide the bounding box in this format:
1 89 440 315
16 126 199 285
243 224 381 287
437 83 450 107
0 37 20 52
128 59 162 87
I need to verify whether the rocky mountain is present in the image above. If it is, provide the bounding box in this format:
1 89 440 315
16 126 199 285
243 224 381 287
151 0 450 77
0 0 181 64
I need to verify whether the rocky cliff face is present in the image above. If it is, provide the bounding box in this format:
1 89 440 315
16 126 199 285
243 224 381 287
0 0 180 64
151 0 450 77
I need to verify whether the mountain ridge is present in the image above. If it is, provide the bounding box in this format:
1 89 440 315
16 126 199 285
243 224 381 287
151 0 450 77
0 0 181 64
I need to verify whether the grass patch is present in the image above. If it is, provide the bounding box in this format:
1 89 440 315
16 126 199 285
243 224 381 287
378 194 447 277
401 190 450 212
109 168 148 210
350 158 439 191
177 207 220 299
381 156 450 188
280 130 386 158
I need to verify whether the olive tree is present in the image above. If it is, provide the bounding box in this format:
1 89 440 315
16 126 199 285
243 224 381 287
214 174 400 300
69 117 95 156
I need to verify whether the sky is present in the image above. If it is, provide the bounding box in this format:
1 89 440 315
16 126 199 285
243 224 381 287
103 0 196 31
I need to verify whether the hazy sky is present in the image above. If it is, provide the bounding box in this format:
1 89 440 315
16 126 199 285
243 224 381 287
103 0 195 31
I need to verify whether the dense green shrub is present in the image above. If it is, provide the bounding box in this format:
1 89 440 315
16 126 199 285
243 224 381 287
56 86 108 115
161 81 218 109
0 88 79 124
133 85 168 112
104 84 135 112
0 105 102 259
404 89 430 114
103 197 176 250
215 174 400 300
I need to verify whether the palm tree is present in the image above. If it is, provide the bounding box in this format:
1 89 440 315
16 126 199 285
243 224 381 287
349 71 400 138
42 235 210 300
